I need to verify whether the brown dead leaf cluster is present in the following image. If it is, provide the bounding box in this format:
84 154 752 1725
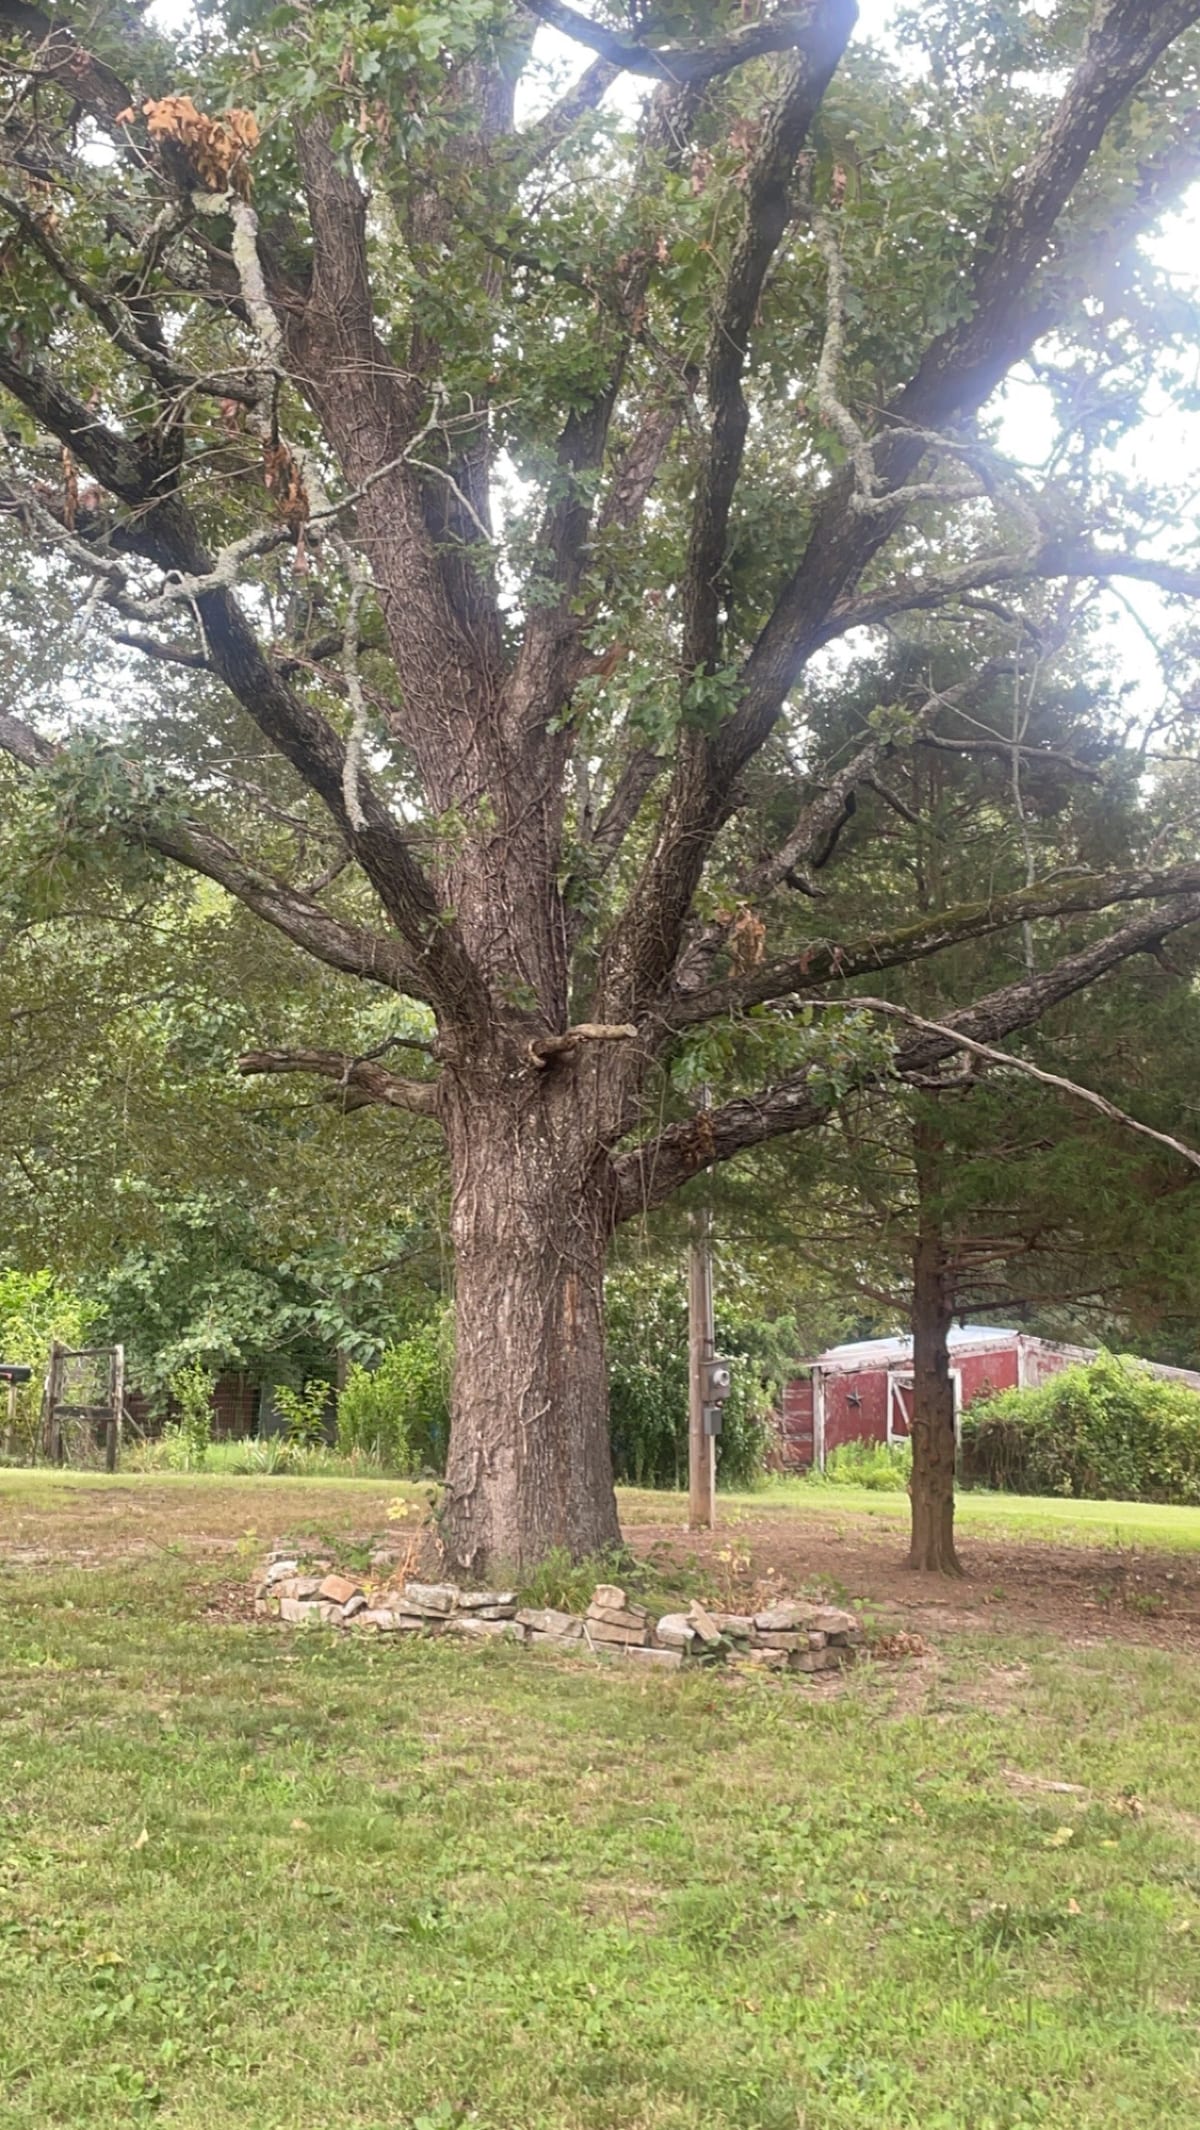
262 439 309 536
118 97 260 198
870 1631 931 1661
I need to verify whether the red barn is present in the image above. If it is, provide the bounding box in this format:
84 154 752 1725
777 1328 1200 1472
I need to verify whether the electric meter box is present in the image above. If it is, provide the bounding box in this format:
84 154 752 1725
702 1356 733 1404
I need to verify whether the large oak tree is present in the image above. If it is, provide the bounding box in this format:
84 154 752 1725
2 0 1200 1569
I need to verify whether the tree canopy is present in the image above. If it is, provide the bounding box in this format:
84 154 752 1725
2 0 1200 1567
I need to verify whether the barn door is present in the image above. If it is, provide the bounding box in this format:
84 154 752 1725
888 1367 962 1446
887 1370 914 1444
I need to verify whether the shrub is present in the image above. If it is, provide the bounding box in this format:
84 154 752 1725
337 1315 451 1475
961 1351 1200 1504
272 1377 333 1446
163 1359 215 1470
811 1438 912 1491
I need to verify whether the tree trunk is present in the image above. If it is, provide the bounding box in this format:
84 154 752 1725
439 1066 624 1577
907 1123 962 1574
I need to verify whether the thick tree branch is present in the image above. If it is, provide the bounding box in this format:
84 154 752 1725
741 0 1200 729
682 4 856 679
662 863 1200 1031
0 354 495 1020
0 707 419 995
0 0 149 130
507 84 698 742
522 1 844 85
827 540 1200 638
614 891 1200 1218
507 55 619 175
582 746 666 872
237 1047 442 1118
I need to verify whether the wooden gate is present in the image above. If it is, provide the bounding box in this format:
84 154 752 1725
42 1343 126 1471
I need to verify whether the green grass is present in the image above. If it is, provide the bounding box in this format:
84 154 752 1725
732 1480 1200 1552
3 1480 1200 2125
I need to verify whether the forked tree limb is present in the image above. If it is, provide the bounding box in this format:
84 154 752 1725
597 0 1200 1032
0 354 492 1020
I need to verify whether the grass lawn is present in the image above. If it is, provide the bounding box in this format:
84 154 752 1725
2 1475 1200 2127
727 1480 1200 1552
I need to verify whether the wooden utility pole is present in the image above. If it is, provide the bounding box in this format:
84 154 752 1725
688 1205 717 1529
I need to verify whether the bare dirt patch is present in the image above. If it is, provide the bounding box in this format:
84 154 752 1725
628 1508 1200 1656
0 1475 398 1566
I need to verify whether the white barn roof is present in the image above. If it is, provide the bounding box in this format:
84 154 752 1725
815 1326 1020 1372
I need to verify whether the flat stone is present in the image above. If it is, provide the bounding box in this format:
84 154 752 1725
356 1608 423 1632
654 1614 698 1651
591 1583 627 1611
528 1622 584 1645
279 1598 339 1624
734 1646 788 1671
625 1645 683 1668
584 1620 649 1647
473 1603 517 1620
712 1613 753 1638
342 1593 368 1620
264 1558 299 1585
687 1599 723 1645
804 1606 860 1637
318 1574 361 1606
754 1630 805 1651
515 1608 582 1637
275 1576 322 1601
253 1597 277 1617
446 1616 524 1641
789 1648 841 1673
402 1581 458 1615
808 1630 828 1649
753 1602 810 1633
456 1590 518 1611
586 1604 648 1630
827 1627 864 1647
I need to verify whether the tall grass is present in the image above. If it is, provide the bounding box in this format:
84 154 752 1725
123 1436 408 1479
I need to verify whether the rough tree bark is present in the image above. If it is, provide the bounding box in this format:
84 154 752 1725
907 1122 962 1575
439 1060 623 1573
